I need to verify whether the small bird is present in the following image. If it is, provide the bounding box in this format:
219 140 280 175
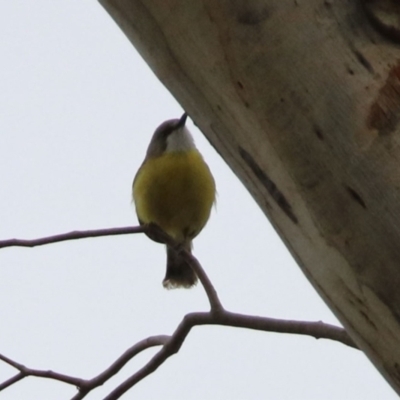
132 113 216 288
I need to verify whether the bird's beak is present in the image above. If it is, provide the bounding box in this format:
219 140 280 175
176 112 188 129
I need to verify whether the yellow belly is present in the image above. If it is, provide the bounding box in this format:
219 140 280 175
133 150 215 242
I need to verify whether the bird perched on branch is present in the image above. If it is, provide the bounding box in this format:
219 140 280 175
132 113 216 288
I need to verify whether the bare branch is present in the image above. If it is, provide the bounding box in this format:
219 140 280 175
0 373 24 391
0 224 224 311
103 311 357 399
145 224 224 311
0 225 357 400
181 251 224 312
0 308 356 399
0 226 145 249
0 352 83 387
0 353 23 370
212 311 357 348
71 335 170 400
0 335 168 397
102 313 209 400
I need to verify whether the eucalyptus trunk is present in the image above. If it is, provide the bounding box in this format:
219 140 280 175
99 0 400 393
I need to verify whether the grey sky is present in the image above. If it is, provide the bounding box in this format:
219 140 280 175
0 1 396 399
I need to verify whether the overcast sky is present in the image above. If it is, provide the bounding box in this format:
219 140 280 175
0 2 397 399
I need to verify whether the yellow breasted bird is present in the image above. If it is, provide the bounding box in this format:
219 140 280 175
132 113 216 289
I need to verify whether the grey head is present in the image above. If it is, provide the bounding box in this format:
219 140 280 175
145 113 196 159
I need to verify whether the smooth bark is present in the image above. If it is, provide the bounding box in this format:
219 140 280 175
99 0 400 393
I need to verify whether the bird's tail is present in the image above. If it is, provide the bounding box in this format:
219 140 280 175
163 241 197 289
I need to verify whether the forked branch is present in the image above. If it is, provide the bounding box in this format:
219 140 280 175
0 226 358 399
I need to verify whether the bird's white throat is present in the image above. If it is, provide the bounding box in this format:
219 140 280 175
166 126 196 153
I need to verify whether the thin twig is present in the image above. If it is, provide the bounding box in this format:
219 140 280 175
0 309 356 398
181 251 224 312
103 311 357 399
211 311 356 348
0 225 357 400
102 313 210 400
144 224 224 311
71 335 169 400
0 352 83 387
0 372 24 391
0 224 224 312
0 226 145 249
0 336 169 397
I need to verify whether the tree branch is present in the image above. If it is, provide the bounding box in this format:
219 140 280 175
0 335 169 397
0 352 83 387
0 308 357 399
71 335 170 400
0 226 358 400
0 225 224 312
145 224 224 311
0 372 24 391
0 226 145 249
103 311 358 399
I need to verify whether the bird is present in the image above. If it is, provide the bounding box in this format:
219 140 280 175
132 113 216 289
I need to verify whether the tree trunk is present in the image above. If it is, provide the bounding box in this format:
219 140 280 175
99 0 400 393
